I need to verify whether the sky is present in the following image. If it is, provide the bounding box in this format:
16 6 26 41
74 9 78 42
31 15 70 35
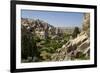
21 10 84 27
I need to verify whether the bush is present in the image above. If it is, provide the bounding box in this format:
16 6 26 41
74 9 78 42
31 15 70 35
21 35 40 61
72 27 80 38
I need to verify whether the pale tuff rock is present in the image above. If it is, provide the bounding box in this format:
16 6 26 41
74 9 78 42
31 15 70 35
82 13 90 32
71 32 88 46
21 13 90 61
51 32 90 61
21 18 62 39
51 13 90 61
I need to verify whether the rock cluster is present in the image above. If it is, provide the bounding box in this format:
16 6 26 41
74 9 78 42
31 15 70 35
21 18 62 39
21 13 90 61
51 13 90 61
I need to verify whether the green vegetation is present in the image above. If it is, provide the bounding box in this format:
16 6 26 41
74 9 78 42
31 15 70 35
21 26 83 62
21 13 90 62
75 52 89 60
72 27 80 38
21 32 71 62
38 35 70 61
21 35 41 62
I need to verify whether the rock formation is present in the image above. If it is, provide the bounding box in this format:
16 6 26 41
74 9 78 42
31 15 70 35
51 13 90 61
21 13 90 62
21 18 63 62
21 18 60 39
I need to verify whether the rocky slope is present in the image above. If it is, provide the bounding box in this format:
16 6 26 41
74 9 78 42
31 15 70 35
21 13 90 62
21 18 63 62
51 13 90 61
21 18 63 39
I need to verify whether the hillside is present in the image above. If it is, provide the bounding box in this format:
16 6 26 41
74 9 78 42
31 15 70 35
21 18 66 62
51 13 90 61
21 13 88 62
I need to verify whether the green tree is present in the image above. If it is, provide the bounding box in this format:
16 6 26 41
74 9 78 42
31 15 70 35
21 35 40 61
21 35 30 59
72 27 80 38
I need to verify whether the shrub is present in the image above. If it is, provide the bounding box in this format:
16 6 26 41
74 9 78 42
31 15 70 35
72 27 80 38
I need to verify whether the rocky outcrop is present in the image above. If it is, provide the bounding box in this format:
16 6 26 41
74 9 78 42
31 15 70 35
51 13 90 61
21 13 90 61
82 13 90 31
21 18 63 39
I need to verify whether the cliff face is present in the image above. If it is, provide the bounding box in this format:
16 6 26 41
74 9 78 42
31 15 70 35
21 18 63 39
51 13 90 61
